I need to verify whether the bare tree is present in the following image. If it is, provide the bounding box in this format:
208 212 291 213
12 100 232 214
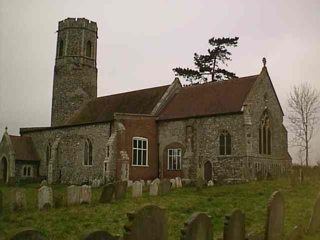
287 83 320 167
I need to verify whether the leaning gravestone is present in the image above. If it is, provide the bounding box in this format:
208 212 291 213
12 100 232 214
80 185 92 204
132 181 142 198
10 189 26 211
223 209 245 240
286 225 305 240
99 183 115 203
159 179 171 195
38 185 53 210
10 228 47 240
123 204 168 240
0 189 3 216
67 185 81 206
81 230 120 240
180 212 213 240
149 181 159 197
115 181 127 200
307 192 320 234
265 191 285 240
170 179 176 188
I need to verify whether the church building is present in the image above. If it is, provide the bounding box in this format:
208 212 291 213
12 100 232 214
0 18 292 185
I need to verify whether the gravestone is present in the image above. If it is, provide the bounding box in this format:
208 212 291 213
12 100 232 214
0 190 3 216
180 212 213 240
175 177 182 188
127 180 133 187
91 179 100 188
265 191 285 240
223 209 245 240
67 185 81 206
40 180 48 187
123 204 168 240
80 185 92 204
286 225 305 240
170 179 176 188
10 189 26 211
81 230 120 240
159 179 171 195
147 180 152 186
38 185 53 210
207 180 214 187
10 228 47 240
153 178 161 185
132 181 142 198
149 181 159 196
99 183 115 203
115 181 127 200
140 180 145 187
307 192 320 234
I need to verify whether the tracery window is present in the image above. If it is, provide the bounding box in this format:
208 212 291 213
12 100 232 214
86 41 92 58
259 111 271 155
84 139 93 166
219 130 231 155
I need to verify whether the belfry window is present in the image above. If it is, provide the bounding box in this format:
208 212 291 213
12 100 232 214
59 40 64 57
84 139 93 166
219 130 231 155
86 41 92 58
259 111 271 155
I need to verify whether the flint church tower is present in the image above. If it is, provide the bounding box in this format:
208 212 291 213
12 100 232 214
51 18 98 126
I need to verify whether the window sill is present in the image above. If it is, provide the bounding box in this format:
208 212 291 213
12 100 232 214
132 165 149 168
167 169 182 171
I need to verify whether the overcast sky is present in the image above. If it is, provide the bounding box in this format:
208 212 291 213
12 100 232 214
0 0 319 164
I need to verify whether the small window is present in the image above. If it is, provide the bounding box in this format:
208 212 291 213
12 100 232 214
59 40 64 57
168 149 182 170
84 139 93 166
86 41 92 58
219 130 231 155
259 111 271 155
132 137 148 166
22 165 32 177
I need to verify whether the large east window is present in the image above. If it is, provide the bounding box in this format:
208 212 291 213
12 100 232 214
84 139 93 166
259 111 271 155
219 130 232 155
168 149 182 170
132 137 148 166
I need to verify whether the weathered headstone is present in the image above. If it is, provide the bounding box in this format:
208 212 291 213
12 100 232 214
127 180 133 187
147 180 152 186
307 192 320 234
286 225 305 240
132 181 142 198
159 179 171 195
149 181 159 197
140 179 145 187
67 185 81 206
124 205 168 240
80 185 92 204
180 212 213 240
223 209 245 240
81 230 120 240
40 180 48 187
10 228 47 240
265 191 285 240
115 181 127 200
10 189 26 211
153 178 161 185
175 177 182 188
170 179 176 188
207 180 214 187
99 183 115 203
91 179 100 188
38 185 53 210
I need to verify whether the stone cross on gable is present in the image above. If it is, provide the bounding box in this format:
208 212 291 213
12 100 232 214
263 57 267 67
5 126 8 133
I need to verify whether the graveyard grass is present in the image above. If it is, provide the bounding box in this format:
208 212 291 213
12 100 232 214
1 179 319 240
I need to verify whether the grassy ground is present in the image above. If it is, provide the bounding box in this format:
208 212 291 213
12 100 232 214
0 179 319 240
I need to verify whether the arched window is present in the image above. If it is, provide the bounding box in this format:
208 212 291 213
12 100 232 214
86 41 92 58
84 139 93 166
219 130 231 155
46 144 51 167
259 111 271 155
59 40 64 57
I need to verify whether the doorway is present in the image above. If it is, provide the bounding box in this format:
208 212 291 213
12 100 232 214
0 157 8 183
204 161 212 181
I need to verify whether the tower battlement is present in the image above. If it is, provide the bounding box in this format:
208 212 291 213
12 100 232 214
58 18 98 32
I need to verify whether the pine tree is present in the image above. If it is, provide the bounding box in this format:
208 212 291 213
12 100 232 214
173 37 239 84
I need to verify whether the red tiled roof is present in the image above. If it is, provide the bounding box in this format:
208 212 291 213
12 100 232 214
9 135 40 161
67 85 170 125
158 75 258 120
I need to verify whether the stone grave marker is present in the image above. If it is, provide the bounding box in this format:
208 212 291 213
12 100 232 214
223 209 245 240
175 177 182 188
286 225 305 240
159 179 171 195
149 181 159 197
38 185 53 210
99 183 115 203
0 189 3 216
140 179 145 187
80 185 92 204
170 179 176 188
10 189 26 211
91 179 100 188
123 204 168 240
40 180 48 187
127 180 133 187
147 180 152 186
10 228 47 240
132 181 142 198
207 180 214 187
115 181 127 200
153 178 161 185
265 191 285 240
307 192 320 234
180 212 213 240
81 230 120 240
67 185 81 206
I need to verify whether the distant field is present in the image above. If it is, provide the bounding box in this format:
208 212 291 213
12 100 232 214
0 179 319 239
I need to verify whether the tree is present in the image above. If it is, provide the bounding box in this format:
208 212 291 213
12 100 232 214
173 37 239 84
287 83 320 167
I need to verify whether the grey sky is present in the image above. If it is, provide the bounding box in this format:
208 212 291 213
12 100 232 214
0 0 319 164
